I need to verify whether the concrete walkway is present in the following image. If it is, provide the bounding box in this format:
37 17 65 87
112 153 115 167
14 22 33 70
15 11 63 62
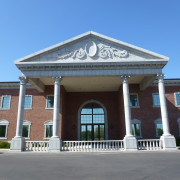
0 151 180 180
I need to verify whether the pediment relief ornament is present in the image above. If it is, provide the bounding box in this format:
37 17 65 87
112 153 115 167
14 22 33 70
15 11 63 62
58 41 128 60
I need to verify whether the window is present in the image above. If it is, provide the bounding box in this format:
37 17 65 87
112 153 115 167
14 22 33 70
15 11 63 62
152 93 160 107
175 93 180 106
22 120 31 138
46 95 54 109
0 120 9 139
24 95 32 109
177 118 180 136
130 94 139 107
44 120 53 138
131 119 141 137
1 96 11 109
154 119 163 137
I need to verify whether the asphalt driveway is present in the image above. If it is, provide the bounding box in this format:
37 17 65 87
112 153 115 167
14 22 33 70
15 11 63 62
0 151 180 180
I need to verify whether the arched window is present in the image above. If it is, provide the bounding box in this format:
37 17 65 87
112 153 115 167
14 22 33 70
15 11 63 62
0 120 9 139
80 102 105 141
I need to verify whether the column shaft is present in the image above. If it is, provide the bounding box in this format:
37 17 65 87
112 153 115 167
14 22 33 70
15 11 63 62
121 75 133 137
16 76 28 137
157 74 171 136
53 77 61 137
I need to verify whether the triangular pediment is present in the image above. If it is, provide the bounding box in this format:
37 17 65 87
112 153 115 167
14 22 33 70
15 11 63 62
15 31 168 65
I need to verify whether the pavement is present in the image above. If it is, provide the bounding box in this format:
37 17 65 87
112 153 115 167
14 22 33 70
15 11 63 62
0 150 180 180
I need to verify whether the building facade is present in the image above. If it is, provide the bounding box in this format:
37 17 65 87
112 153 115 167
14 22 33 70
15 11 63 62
0 32 179 151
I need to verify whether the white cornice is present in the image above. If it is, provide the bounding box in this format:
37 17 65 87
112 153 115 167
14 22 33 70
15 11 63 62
0 82 32 89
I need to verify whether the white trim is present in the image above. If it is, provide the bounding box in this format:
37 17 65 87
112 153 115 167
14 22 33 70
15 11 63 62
154 118 163 137
45 95 54 109
0 120 9 139
174 92 180 107
130 93 140 108
131 119 142 138
24 95 33 109
0 95 11 110
44 120 53 139
77 99 108 141
152 93 160 107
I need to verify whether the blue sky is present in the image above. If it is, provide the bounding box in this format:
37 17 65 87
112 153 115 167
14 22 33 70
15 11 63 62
0 0 180 81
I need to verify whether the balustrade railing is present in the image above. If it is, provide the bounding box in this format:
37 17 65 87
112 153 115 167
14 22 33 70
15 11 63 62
137 139 162 150
61 140 124 152
26 141 49 152
25 139 162 152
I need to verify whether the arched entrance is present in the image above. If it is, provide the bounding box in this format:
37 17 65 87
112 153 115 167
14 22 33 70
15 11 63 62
79 101 107 141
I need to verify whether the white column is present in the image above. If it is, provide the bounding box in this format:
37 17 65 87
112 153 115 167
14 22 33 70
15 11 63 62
121 75 133 137
157 74 176 149
52 76 62 137
16 76 28 137
157 74 171 136
121 75 137 150
10 76 28 151
49 76 62 152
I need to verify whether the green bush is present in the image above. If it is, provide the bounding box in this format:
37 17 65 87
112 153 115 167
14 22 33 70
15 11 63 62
0 141 10 149
176 138 180 146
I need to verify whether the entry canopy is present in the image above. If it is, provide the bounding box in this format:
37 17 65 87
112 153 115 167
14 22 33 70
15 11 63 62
14 31 169 92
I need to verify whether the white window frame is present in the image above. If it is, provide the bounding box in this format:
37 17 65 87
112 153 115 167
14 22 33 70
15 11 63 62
0 95 11 110
24 95 33 109
46 95 54 109
130 93 140 108
177 118 180 137
152 93 160 107
0 120 9 139
44 120 53 139
131 119 142 138
174 92 180 107
23 120 31 139
154 118 163 137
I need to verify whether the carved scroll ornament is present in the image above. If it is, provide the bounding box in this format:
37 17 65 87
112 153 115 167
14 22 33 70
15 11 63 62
58 41 128 60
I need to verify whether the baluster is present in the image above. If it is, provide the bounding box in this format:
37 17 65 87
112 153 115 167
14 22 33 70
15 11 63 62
152 141 155 150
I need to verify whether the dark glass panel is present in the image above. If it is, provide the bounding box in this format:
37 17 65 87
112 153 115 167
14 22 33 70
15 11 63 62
100 125 105 140
22 125 29 138
81 125 86 140
0 125 6 137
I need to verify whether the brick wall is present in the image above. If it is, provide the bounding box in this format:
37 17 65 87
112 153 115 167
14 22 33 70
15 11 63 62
0 84 180 141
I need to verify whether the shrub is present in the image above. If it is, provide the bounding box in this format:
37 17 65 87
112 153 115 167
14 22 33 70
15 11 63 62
0 141 10 149
176 138 180 146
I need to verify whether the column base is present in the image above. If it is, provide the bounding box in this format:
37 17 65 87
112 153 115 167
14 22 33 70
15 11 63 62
160 135 177 150
49 137 62 152
10 137 26 151
123 136 137 150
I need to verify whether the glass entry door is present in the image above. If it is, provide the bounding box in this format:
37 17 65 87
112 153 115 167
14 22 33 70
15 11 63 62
81 124 105 140
80 102 105 141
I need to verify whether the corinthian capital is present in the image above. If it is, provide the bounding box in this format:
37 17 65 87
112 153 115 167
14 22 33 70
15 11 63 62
121 75 130 83
53 76 62 85
157 74 165 83
19 76 28 85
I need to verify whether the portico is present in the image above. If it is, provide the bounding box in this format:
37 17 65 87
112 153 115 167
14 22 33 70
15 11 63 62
10 31 176 151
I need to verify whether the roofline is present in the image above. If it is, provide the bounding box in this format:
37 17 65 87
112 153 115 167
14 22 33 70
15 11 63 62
15 31 169 64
